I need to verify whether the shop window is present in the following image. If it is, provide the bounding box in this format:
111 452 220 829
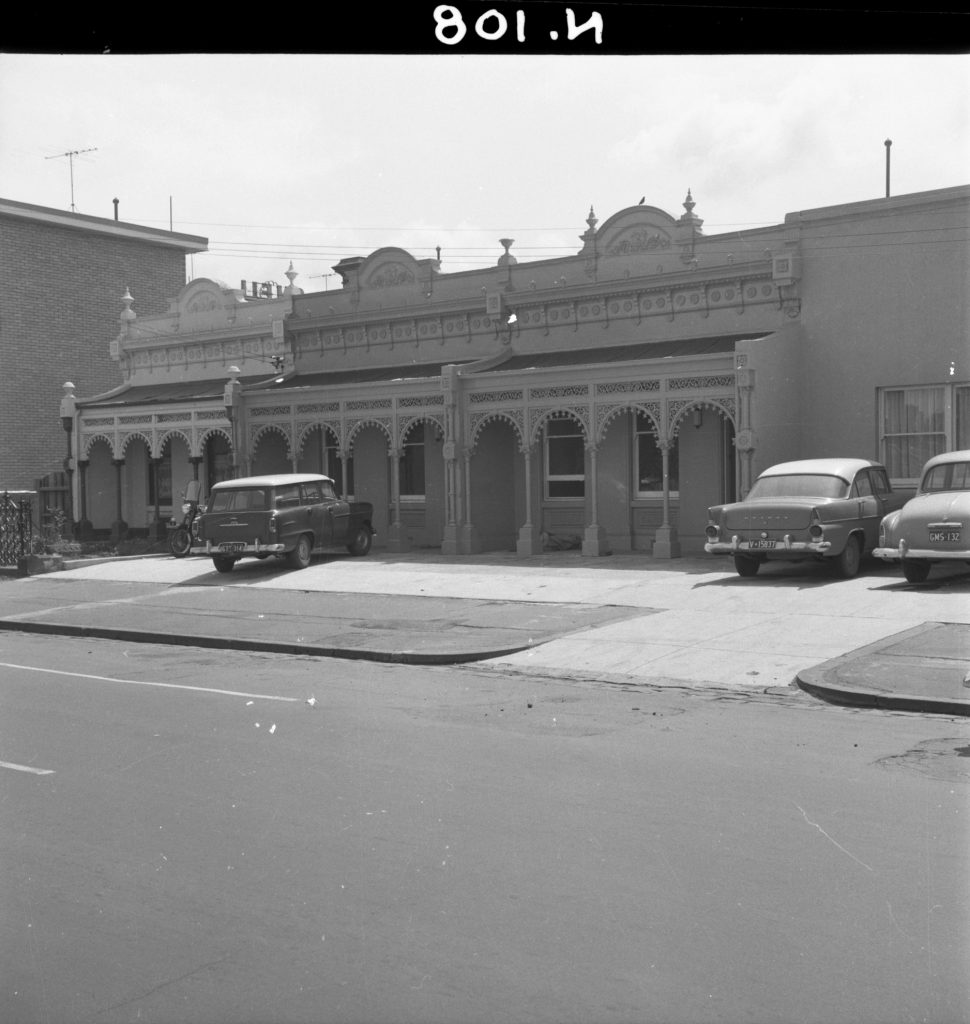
879 383 969 481
635 412 678 496
400 423 425 500
545 417 585 498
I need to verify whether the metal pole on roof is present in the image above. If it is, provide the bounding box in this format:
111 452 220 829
884 139 892 198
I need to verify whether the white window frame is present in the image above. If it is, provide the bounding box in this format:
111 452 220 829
544 417 585 499
878 381 970 485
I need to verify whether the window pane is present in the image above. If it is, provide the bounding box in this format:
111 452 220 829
400 423 425 497
545 419 585 498
882 386 947 477
957 387 970 449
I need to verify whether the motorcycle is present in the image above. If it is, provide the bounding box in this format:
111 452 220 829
170 480 203 558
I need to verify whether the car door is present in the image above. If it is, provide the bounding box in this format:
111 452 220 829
299 482 329 547
851 470 882 551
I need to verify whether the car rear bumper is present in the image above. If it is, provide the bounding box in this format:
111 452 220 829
705 537 832 556
204 541 286 556
873 544 970 562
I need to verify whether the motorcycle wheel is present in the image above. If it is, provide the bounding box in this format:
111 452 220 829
170 527 192 558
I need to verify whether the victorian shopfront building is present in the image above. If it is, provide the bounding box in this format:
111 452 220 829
60 185 969 557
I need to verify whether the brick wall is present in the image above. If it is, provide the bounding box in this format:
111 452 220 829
0 214 190 490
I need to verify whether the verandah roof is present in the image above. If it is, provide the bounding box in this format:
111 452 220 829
76 334 768 410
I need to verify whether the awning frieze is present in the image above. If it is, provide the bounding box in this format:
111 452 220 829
399 394 444 408
529 384 589 401
595 380 661 395
469 389 525 404
669 375 736 390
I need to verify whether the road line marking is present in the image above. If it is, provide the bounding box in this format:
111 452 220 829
0 662 300 703
0 760 55 775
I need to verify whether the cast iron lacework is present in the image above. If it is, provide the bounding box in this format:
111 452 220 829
296 403 340 414
529 384 589 400
400 394 444 407
669 375 735 390
596 380 660 394
469 410 525 446
250 406 291 417
469 390 524 404
347 398 392 411
0 493 32 565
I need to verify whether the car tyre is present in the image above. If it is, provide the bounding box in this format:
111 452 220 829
832 535 862 578
733 554 760 578
902 560 931 583
287 534 313 570
347 525 373 557
170 527 191 558
212 555 236 574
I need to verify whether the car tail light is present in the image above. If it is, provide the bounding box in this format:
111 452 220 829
705 524 720 540
808 508 824 540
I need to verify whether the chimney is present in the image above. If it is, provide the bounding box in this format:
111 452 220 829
113 198 119 221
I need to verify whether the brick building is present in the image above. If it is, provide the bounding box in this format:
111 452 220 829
63 184 968 556
0 198 207 491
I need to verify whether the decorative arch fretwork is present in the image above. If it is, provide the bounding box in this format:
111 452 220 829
346 417 393 450
294 420 342 458
400 413 445 443
198 427 232 452
81 433 116 460
468 409 525 449
249 422 292 452
529 406 590 447
667 397 737 439
596 401 663 444
157 429 192 457
119 431 153 458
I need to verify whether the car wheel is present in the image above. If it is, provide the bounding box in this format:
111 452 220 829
902 560 931 584
733 554 760 577
346 525 373 557
286 534 312 570
212 555 236 574
832 535 862 578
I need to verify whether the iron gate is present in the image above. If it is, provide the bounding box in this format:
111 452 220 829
1 491 34 566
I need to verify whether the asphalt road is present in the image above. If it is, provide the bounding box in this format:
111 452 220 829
2 631 967 1024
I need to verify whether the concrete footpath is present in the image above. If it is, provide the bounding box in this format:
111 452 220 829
1 550 968 716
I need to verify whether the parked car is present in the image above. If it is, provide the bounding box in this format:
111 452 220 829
197 473 374 574
873 449 970 583
704 458 906 578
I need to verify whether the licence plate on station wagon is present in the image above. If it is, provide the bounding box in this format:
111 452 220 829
218 542 247 553
748 539 776 549
929 529 961 543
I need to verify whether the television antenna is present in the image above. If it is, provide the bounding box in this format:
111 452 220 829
45 147 98 211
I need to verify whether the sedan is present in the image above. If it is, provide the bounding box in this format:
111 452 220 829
705 458 906 578
874 449 970 583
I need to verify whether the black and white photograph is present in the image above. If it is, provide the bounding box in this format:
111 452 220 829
1 11 968 1024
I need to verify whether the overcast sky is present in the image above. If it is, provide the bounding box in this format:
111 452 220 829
1 51 967 295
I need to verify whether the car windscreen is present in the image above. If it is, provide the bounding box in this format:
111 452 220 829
921 461 970 493
208 488 269 513
747 474 849 500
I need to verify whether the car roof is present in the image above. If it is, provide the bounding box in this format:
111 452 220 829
922 449 970 469
210 473 334 489
758 458 882 480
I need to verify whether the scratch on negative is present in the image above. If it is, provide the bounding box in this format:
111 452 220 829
794 804 874 872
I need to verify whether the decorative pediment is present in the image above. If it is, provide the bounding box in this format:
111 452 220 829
175 278 238 323
596 205 677 258
360 248 421 290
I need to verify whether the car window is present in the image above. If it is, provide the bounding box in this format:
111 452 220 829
208 488 268 513
301 483 323 503
275 484 302 508
320 479 337 500
851 473 873 497
922 461 970 492
869 468 891 495
747 474 849 500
